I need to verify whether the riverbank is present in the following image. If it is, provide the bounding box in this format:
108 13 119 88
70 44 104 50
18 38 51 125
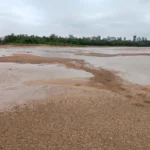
0 48 150 150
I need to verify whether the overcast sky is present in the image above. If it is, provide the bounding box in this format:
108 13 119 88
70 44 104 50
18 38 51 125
0 0 150 39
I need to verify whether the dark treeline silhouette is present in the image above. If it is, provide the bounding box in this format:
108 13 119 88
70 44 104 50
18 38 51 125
1 34 150 47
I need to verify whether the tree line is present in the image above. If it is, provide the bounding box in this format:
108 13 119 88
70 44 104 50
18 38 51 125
1 34 150 47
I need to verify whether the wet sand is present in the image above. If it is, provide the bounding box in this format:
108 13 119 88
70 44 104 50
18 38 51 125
0 54 124 92
0 62 93 110
0 47 150 149
75 52 150 57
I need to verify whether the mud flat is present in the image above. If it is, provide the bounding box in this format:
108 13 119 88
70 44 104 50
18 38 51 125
0 47 150 149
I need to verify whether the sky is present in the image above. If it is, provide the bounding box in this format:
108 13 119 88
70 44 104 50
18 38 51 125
0 0 150 39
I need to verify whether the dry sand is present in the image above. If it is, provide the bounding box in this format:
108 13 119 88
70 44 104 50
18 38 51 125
0 52 150 150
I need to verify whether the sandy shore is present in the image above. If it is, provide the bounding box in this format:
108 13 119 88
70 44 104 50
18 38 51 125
0 54 123 91
0 52 150 149
75 52 150 57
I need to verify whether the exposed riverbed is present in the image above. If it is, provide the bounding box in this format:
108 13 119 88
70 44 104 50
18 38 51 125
1 46 150 150
1 46 150 85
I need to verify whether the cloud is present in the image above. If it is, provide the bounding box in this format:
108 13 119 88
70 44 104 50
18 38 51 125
0 0 150 39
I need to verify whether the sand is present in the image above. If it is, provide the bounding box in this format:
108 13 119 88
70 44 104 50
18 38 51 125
0 49 150 150
75 52 150 57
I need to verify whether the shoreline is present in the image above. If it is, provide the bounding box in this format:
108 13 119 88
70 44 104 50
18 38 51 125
0 51 150 149
75 52 150 57
0 54 125 92
1 44 150 48
0 53 149 99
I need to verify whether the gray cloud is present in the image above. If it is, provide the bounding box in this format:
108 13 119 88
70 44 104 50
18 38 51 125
0 0 150 39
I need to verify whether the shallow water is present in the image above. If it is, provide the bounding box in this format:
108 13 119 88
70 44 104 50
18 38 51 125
0 47 150 85
1 47 150 57
0 63 93 81
79 55 150 85
0 63 93 109
73 47 150 54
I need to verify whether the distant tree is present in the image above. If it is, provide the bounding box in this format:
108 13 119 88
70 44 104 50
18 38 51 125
2 33 150 47
49 34 58 42
69 34 74 39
